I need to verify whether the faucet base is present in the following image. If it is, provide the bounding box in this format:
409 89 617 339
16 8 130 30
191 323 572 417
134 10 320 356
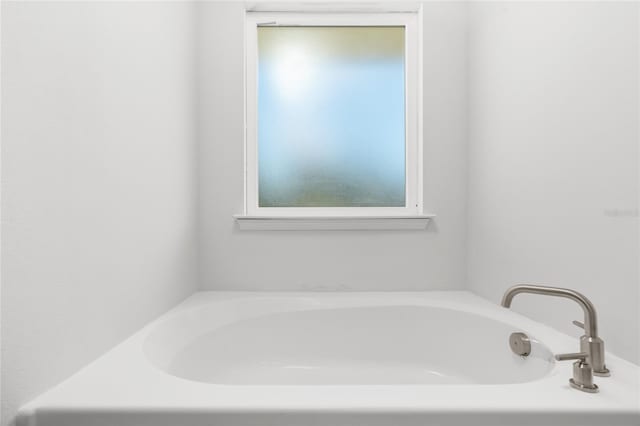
569 378 599 393
580 335 610 377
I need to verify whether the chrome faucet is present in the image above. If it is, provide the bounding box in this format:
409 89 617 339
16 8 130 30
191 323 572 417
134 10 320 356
501 285 610 392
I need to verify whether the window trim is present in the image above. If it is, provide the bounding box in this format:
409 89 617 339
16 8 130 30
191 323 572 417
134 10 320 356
244 12 422 218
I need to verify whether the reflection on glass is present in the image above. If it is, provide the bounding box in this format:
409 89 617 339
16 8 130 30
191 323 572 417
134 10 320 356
258 26 405 207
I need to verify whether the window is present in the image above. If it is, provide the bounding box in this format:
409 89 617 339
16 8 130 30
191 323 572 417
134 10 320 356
245 12 421 218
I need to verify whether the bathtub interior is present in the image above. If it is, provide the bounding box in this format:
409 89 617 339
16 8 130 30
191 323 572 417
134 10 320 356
143 300 555 386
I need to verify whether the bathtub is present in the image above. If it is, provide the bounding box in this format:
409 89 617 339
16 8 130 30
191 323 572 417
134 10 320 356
17 292 640 426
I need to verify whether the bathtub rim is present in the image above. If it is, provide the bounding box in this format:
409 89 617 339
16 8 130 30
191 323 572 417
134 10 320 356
16 291 640 423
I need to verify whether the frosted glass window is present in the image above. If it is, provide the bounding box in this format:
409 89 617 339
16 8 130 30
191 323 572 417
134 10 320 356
257 26 406 207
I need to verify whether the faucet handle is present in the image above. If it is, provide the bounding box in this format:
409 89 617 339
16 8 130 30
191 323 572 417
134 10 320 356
554 352 599 393
572 320 584 329
555 352 588 362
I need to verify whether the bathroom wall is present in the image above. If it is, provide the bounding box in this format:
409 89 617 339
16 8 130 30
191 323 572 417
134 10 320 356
1 2 198 425
467 1 639 364
2 5 637 426
198 1 469 291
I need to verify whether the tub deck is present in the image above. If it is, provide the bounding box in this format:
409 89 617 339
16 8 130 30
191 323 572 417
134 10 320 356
17 291 640 426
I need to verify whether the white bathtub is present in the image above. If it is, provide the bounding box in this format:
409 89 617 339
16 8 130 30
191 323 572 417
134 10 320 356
17 292 640 426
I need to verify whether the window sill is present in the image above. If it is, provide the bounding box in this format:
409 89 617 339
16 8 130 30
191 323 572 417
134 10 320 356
233 214 435 231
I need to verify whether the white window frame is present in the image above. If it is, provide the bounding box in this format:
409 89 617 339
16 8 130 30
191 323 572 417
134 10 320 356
244 12 422 218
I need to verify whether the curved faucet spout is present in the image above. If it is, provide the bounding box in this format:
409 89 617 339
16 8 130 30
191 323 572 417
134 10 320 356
501 284 598 338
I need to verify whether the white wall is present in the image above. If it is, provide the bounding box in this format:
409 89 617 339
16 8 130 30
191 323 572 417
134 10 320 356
1 2 198 425
198 1 469 291
2 5 638 426
467 1 639 364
